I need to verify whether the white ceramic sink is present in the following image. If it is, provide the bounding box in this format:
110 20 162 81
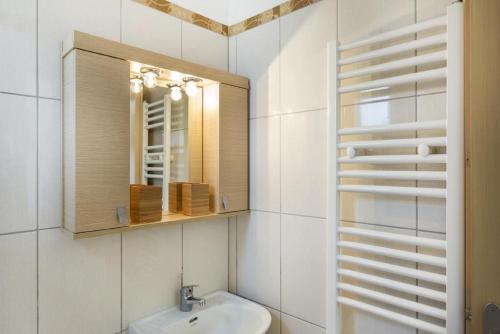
129 291 271 334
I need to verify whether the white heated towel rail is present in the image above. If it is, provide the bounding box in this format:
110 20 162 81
142 96 171 210
327 3 463 334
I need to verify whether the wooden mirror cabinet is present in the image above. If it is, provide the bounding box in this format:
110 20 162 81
62 31 249 238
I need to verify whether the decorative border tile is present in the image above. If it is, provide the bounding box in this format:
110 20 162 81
229 0 322 36
135 0 229 36
136 0 323 37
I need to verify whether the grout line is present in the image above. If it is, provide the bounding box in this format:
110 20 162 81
341 219 446 235
0 90 38 99
251 208 326 221
120 232 123 331
180 224 184 286
35 0 40 330
340 90 447 109
278 15 283 324
38 226 62 231
280 311 326 330
414 3 421 329
0 229 38 237
249 108 327 121
235 216 238 293
37 96 61 101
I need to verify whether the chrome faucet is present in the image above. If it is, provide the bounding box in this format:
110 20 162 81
179 285 206 312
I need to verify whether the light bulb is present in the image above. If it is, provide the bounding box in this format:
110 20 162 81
143 71 158 88
170 86 182 101
185 80 198 97
130 78 142 94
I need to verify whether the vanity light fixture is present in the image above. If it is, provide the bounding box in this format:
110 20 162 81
169 84 183 101
130 76 143 94
141 67 160 88
183 77 202 97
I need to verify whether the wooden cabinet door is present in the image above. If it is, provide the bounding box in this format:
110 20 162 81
465 0 500 332
219 84 248 212
203 84 248 213
64 49 130 233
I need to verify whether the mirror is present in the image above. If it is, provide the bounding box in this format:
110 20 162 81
129 61 208 212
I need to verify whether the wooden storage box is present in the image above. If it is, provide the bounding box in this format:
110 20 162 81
182 183 210 216
130 184 162 224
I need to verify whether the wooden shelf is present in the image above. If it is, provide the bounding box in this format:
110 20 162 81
71 210 249 239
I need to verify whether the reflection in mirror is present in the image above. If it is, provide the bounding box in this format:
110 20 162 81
129 62 204 213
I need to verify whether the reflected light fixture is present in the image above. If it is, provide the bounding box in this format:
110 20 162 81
169 84 183 101
130 76 143 94
141 67 160 88
183 77 202 97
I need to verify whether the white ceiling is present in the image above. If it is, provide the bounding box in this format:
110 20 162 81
171 0 286 26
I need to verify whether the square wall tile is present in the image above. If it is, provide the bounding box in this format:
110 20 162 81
338 0 416 106
228 217 237 293
182 22 228 71
38 0 121 98
266 307 281 334
281 214 326 327
338 0 414 44
0 94 36 234
250 116 280 212
122 226 182 329
183 219 228 296
237 211 280 309
280 0 335 113
38 98 62 229
237 20 280 118
417 0 454 21
121 0 181 58
0 0 36 95
281 313 325 334
281 109 327 218
0 232 37 334
39 229 121 334
340 97 418 229
340 304 416 334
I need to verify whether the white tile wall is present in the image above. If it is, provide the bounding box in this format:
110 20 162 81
38 229 121 334
280 0 335 114
0 0 37 96
38 0 121 98
0 1 234 332
237 212 280 310
181 22 228 71
281 214 326 326
281 109 327 218
340 97 418 229
237 19 280 118
182 219 229 296
0 94 37 234
38 98 62 229
121 0 182 58
0 0 457 332
122 226 182 329
0 232 37 334
250 116 281 212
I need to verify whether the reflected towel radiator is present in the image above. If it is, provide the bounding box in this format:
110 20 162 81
327 3 463 334
142 96 171 210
